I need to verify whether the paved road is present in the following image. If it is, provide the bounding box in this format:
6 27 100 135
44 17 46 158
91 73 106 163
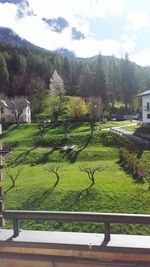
102 123 138 134
109 123 150 147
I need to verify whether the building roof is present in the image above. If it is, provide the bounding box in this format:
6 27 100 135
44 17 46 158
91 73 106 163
0 100 8 107
0 97 30 109
138 90 150 97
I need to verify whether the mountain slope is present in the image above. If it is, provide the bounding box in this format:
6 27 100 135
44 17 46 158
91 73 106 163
0 27 77 58
0 27 48 51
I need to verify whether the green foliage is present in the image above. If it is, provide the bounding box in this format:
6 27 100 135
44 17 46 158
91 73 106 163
120 53 136 108
93 53 107 102
0 39 149 116
0 52 9 90
119 147 144 183
67 97 88 119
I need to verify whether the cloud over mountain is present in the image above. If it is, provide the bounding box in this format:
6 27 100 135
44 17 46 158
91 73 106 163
42 16 85 41
42 17 69 33
71 27 85 40
16 0 35 19
0 0 150 65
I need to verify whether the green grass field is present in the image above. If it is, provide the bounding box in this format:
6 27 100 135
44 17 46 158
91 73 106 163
1 120 137 142
1 122 150 235
123 125 140 132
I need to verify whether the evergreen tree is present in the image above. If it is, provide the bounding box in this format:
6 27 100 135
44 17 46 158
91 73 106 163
120 53 137 109
92 53 107 103
105 56 121 106
62 57 72 95
79 64 92 97
0 52 9 93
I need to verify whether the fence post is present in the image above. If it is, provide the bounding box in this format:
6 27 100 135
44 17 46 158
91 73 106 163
104 222 111 242
0 142 4 227
13 219 19 237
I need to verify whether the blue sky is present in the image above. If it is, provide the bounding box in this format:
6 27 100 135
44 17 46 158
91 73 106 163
0 0 150 66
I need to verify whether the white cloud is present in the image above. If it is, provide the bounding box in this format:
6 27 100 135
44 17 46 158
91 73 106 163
0 3 17 27
127 10 150 31
14 14 122 58
28 0 124 35
70 38 121 58
28 0 124 19
120 34 137 53
131 49 150 66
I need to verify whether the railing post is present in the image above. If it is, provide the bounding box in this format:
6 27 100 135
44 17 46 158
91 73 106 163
0 143 4 228
13 219 19 237
104 222 111 242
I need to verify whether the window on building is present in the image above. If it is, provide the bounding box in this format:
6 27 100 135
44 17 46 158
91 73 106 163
147 114 150 119
1 108 4 114
147 102 150 110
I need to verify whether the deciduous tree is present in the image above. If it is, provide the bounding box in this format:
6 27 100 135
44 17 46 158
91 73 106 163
67 97 88 120
49 70 66 119
9 96 29 125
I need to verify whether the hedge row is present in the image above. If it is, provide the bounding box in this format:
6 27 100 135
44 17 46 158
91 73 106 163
119 147 144 183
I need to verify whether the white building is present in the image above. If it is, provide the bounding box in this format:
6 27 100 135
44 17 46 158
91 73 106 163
0 97 31 123
138 90 150 126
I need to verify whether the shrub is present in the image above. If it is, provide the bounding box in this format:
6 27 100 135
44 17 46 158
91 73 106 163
119 147 144 183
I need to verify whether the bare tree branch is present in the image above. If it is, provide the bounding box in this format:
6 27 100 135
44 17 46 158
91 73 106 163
79 165 103 199
44 164 60 193
4 166 23 195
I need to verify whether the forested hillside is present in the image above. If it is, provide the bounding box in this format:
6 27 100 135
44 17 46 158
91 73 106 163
0 38 150 115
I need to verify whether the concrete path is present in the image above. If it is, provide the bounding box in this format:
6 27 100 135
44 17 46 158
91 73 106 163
109 123 150 147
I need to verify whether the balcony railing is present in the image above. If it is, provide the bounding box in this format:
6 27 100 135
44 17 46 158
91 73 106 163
3 210 150 242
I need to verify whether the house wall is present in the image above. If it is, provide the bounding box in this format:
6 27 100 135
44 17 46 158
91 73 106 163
142 95 150 124
3 106 31 123
21 106 31 123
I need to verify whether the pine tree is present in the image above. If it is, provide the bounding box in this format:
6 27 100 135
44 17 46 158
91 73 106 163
92 53 107 103
79 64 92 97
0 53 9 93
120 53 137 109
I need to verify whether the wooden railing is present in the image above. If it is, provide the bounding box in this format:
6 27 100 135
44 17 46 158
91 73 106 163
3 210 150 241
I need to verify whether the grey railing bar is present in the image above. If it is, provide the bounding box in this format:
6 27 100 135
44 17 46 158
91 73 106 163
3 210 150 240
4 210 150 224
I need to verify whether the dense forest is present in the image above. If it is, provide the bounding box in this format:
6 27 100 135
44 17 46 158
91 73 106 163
0 39 150 117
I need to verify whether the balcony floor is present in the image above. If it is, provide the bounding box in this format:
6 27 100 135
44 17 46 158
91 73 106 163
0 229 150 250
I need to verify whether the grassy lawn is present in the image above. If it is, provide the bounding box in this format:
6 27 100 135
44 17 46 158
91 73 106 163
1 122 150 235
2 125 150 235
123 125 140 132
1 120 137 142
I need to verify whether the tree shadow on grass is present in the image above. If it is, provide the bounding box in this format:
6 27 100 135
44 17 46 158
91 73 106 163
33 148 56 165
1 124 19 138
21 187 97 211
9 146 38 166
61 190 97 210
22 188 49 210
62 135 92 163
